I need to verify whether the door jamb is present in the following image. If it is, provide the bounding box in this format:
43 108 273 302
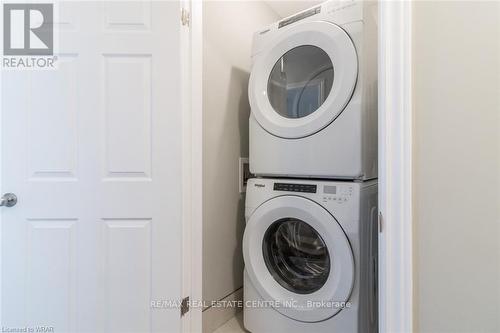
186 1 415 332
378 1 414 332
0 22 3 326
183 0 203 332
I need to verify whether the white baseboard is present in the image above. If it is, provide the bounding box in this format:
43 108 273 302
202 288 243 333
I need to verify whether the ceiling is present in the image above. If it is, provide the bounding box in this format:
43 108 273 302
263 1 323 19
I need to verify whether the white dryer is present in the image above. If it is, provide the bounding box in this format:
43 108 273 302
249 0 378 180
243 178 378 333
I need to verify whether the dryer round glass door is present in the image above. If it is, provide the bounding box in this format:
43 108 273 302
249 21 357 139
267 46 334 119
243 196 354 322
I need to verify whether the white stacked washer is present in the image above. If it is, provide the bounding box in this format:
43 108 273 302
244 1 378 332
248 0 378 180
243 178 378 333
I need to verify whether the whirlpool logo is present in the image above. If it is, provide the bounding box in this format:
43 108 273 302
2 3 57 69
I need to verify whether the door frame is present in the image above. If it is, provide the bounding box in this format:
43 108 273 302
188 2 414 332
0 22 3 325
378 1 414 332
182 0 203 332
187 1 414 332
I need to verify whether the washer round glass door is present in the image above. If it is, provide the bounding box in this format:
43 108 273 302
249 21 357 139
243 196 354 322
263 217 330 294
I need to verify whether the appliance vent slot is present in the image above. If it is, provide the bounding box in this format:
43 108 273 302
278 6 321 29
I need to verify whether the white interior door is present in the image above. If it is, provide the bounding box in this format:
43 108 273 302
1 1 184 332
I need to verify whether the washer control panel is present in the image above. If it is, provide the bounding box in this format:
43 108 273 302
321 184 353 203
273 182 317 193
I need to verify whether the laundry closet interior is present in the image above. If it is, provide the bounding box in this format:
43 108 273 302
201 1 378 332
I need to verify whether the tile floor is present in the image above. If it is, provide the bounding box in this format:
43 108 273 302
213 311 247 333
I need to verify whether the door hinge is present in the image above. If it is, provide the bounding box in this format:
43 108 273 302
181 296 189 317
181 7 190 27
378 212 383 233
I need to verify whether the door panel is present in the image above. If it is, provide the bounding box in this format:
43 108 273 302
104 1 152 32
29 56 79 180
26 219 77 333
1 1 183 332
104 219 152 332
103 55 152 179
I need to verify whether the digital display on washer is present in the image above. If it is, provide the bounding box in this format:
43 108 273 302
274 183 317 193
278 6 321 29
323 185 337 194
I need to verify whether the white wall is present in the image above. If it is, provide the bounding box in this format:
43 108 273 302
202 0 278 308
264 0 322 18
412 2 500 332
